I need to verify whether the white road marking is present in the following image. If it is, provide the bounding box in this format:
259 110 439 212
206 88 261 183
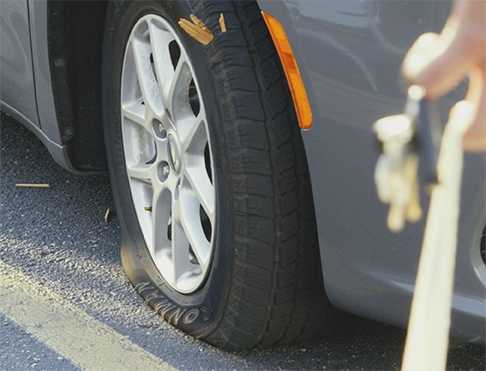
0 258 177 371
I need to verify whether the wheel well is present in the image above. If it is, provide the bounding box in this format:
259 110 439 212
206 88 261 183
47 1 109 171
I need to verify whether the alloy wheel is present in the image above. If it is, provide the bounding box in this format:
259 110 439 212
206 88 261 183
120 14 215 294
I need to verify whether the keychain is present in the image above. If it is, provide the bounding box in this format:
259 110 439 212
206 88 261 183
374 85 440 232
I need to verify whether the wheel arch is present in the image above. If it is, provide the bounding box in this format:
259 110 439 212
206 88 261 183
46 1 109 171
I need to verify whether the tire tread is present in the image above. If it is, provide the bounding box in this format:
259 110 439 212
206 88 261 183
185 0 341 349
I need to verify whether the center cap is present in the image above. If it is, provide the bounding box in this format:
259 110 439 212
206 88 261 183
167 134 182 173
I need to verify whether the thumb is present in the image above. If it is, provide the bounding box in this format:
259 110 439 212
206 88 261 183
402 27 476 99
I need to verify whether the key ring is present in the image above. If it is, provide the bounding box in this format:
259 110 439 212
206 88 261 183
373 85 441 232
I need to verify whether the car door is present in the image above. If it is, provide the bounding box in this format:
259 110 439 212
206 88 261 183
0 0 39 127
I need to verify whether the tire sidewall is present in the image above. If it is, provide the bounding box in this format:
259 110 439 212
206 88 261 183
102 0 232 337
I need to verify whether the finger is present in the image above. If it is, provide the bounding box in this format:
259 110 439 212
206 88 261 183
402 26 479 99
463 68 486 152
402 32 440 72
402 0 485 100
401 33 439 93
448 100 475 132
402 33 439 83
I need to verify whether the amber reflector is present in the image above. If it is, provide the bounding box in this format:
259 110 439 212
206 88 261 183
261 11 312 129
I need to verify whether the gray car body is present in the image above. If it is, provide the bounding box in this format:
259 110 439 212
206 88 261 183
1 0 485 343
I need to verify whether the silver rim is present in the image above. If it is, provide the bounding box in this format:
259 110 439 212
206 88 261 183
120 14 215 294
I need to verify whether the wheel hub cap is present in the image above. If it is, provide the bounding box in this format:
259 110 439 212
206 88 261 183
167 134 181 173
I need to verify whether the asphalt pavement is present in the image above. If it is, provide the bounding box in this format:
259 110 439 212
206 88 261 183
1 113 484 370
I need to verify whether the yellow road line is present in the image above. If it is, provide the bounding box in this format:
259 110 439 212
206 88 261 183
0 258 177 371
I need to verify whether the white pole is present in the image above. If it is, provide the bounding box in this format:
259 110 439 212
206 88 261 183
401 101 473 371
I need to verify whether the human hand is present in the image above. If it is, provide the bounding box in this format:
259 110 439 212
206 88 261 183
402 0 485 152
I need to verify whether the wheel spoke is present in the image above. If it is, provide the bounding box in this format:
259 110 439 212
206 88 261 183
151 186 171 260
162 53 191 124
122 122 157 173
181 113 214 218
181 111 206 149
126 162 152 182
148 21 175 94
130 35 163 117
179 185 212 268
184 168 214 221
171 203 196 286
122 102 148 131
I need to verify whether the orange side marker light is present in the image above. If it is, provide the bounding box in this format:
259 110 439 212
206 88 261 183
261 11 312 129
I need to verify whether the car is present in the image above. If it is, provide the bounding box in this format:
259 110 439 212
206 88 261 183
1 0 484 350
